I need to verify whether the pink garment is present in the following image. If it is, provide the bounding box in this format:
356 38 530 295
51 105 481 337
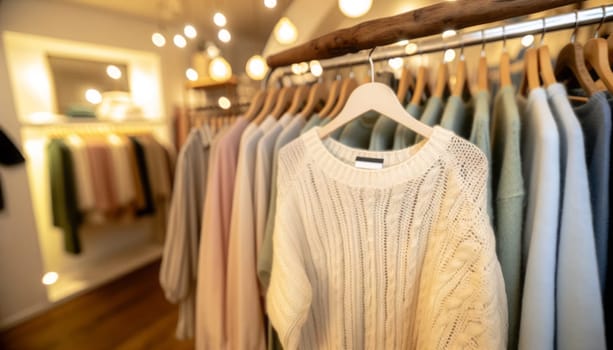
86 141 117 213
196 117 249 350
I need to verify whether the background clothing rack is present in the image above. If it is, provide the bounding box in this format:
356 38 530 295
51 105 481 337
266 0 579 68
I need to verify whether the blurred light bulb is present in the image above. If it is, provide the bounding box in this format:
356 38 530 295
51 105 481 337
209 56 232 81
218 29 231 43
218 96 231 109
173 34 187 48
291 63 301 75
309 60 323 77
388 57 404 70
274 17 298 45
42 272 59 286
246 55 268 80
521 34 535 47
338 0 372 18
184 24 197 39
152 32 166 47
206 43 220 58
444 48 456 63
264 0 277 8
405 42 418 55
185 68 199 81
299 62 309 74
106 65 122 80
213 12 227 27
396 39 409 46
85 88 102 104
442 29 457 39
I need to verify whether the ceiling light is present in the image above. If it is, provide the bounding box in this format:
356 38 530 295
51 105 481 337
444 48 456 63
185 68 199 81
206 43 220 58
173 34 187 48
213 12 227 27
274 17 298 45
291 63 301 75
309 60 323 77
521 34 535 47
85 88 102 104
388 57 404 70
218 96 231 109
246 55 268 80
299 62 309 74
442 29 457 39
209 56 232 81
184 24 197 39
405 42 418 55
218 29 231 43
338 0 372 18
264 0 277 9
151 32 166 47
106 65 122 80
42 272 59 286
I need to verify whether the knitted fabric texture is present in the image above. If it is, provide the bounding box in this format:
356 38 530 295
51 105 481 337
267 126 508 349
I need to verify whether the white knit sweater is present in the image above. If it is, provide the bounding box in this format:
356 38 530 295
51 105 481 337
267 126 507 349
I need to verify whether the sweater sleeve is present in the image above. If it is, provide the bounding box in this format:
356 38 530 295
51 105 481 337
266 162 312 350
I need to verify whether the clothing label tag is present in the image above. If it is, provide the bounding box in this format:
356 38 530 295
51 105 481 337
354 156 384 170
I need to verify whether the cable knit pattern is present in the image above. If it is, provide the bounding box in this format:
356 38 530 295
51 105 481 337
267 126 507 349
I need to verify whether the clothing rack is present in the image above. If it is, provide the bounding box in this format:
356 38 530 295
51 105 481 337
265 3 613 85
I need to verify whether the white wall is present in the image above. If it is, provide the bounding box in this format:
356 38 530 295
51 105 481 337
0 0 189 327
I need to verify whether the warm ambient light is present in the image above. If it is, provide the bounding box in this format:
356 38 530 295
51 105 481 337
396 39 409 46
218 29 231 43
218 96 231 109
185 68 199 81
152 32 166 47
274 17 298 45
264 0 277 9
246 55 268 80
442 29 457 39
213 12 227 27
309 60 323 77
174 34 187 48
206 43 220 58
444 48 456 63
291 63 301 75
209 56 232 81
388 57 404 70
106 65 122 80
405 42 418 55
521 34 535 47
42 272 59 286
85 88 102 104
338 0 372 18
184 24 197 39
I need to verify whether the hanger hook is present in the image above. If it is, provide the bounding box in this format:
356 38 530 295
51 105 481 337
501 25 508 52
594 6 606 38
480 29 486 57
368 47 376 83
571 10 579 43
459 35 465 61
540 18 547 46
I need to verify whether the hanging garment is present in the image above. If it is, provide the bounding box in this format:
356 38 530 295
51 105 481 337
491 85 525 350
48 139 81 254
516 88 560 350
226 116 276 350
547 83 606 350
267 126 507 349
0 128 25 211
369 115 397 151
338 111 379 148
468 91 493 219
606 93 613 350
126 141 147 213
414 96 444 143
393 103 424 149
129 137 156 216
439 95 474 139
108 136 136 210
300 114 323 134
196 117 249 350
160 126 213 339
573 92 611 291
65 137 96 213
86 140 118 215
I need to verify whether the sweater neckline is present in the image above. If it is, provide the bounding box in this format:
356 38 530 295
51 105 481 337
302 125 452 188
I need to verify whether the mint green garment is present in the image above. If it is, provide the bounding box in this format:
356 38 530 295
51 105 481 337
491 85 525 350
339 111 379 149
300 114 322 134
369 115 396 151
393 103 424 149
440 95 474 139
414 96 444 143
469 91 493 220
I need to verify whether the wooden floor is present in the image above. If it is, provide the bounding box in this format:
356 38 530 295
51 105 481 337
0 261 194 350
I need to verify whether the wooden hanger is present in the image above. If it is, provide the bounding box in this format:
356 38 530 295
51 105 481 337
523 47 541 94
396 66 414 103
328 77 359 118
535 19 557 87
269 86 296 120
253 87 280 124
410 66 429 105
584 38 613 93
433 62 448 98
554 12 599 96
243 90 267 121
286 84 310 115
319 79 342 117
451 57 470 98
500 51 512 88
608 33 613 63
477 31 489 92
299 82 328 119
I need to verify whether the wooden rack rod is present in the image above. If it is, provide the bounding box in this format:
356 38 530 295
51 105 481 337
268 5 612 83
266 0 580 68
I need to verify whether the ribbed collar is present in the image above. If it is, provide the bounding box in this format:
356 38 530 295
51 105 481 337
301 125 453 188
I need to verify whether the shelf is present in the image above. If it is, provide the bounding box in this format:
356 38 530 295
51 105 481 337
185 76 238 89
